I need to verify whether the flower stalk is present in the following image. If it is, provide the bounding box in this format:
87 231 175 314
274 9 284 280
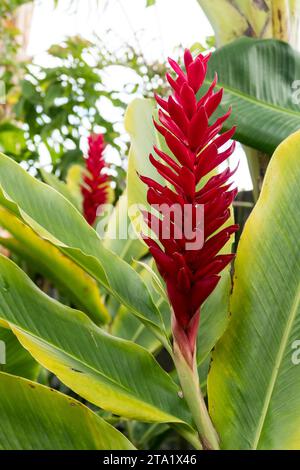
173 337 220 450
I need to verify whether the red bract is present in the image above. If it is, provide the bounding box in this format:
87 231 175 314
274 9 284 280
81 133 109 226
140 49 238 366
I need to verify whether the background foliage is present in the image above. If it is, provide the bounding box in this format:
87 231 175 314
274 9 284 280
0 0 300 451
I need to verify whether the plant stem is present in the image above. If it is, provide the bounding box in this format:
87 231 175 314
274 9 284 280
173 341 220 450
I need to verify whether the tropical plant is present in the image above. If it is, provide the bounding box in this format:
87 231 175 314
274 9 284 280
0 0 300 452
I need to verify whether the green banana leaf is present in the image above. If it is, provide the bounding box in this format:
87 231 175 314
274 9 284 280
0 327 39 380
111 305 164 353
0 372 134 450
111 263 170 353
0 254 192 426
208 130 300 449
126 98 163 238
204 37 300 154
197 269 231 365
0 152 167 345
104 192 147 263
0 206 109 324
40 168 82 210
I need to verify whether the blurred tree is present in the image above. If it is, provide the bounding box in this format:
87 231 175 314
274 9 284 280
0 1 169 193
10 34 168 195
0 0 170 194
0 1 34 166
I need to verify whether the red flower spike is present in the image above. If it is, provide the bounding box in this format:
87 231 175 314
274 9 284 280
81 133 109 226
139 49 239 367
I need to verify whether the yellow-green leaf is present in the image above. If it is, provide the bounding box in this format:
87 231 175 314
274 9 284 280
0 152 166 342
0 254 191 426
208 130 300 449
0 327 39 380
0 206 109 324
0 372 134 450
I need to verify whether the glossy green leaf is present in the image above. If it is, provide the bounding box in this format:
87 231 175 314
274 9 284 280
0 152 166 343
135 260 168 303
208 130 300 449
0 327 39 380
125 98 163 237
104 192 147 263
0 372 134 450
111 305 163 353
197 269 231 365
40 168 81 210
0 254 191 426
111 264 170 353
0 206 109 324
204 38 300 155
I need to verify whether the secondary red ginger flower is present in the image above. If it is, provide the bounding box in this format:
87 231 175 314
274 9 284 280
140 49 238 367
81 133 109 226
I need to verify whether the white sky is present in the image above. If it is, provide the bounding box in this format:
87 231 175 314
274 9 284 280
27 0 252 190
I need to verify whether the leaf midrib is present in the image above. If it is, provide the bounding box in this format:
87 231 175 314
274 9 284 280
252 281 300 449
11 323 132 393
204 78 300 120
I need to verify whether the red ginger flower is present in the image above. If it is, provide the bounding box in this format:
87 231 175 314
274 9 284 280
140 49 238 366
81 133 109 226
